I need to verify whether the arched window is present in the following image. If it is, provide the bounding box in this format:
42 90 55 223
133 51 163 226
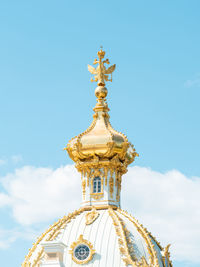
93 177 101 193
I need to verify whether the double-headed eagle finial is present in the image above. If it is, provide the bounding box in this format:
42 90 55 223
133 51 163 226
88 48 116 86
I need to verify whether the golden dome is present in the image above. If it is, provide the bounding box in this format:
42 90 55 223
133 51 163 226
65 49 138 175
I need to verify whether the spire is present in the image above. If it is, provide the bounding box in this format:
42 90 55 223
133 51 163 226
88 48 115 114
65 49 138 208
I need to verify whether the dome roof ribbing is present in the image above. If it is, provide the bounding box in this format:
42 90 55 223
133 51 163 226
22 207 172 267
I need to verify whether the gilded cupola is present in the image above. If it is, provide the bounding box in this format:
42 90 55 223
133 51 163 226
22 48 173 267
65 48 138 209
66 49 138 176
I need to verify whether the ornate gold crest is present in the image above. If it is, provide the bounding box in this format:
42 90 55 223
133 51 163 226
69 235 95 264
88 48 116 86
85 207 100 225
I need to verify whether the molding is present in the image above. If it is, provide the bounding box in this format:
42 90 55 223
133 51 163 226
82 205 118 211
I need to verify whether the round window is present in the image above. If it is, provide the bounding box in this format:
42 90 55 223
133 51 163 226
74 244 90 261
70 235 95 264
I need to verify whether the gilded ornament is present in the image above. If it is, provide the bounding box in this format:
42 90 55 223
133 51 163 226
91 193 104 200
104 167 108 186
82 178 86 200
85 207 99 225
88 48 116 86
108 208 137 266
162 244 172 267
109 176 114 198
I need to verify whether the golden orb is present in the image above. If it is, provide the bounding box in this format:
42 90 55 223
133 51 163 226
95 86 108 99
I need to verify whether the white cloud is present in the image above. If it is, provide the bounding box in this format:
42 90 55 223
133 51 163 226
0 165 200 264
184 73 200 88
122 167 200 264
1 165 80 225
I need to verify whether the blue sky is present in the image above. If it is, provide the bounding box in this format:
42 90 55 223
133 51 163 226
0 1 200 266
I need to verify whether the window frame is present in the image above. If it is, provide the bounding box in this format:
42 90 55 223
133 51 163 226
93 176 102 193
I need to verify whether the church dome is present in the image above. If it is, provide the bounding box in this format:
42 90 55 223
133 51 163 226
22 49 172 267
22 207 171 267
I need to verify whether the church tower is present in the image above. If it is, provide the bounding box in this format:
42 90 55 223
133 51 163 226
22 49 172 267
66 48 138 209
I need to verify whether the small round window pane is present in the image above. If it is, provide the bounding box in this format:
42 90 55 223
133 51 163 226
74 244 90 261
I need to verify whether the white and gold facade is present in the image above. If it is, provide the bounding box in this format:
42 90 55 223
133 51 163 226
22 49 172 267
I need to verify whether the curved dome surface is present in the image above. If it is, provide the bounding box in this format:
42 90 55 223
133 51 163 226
22 207 171 267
